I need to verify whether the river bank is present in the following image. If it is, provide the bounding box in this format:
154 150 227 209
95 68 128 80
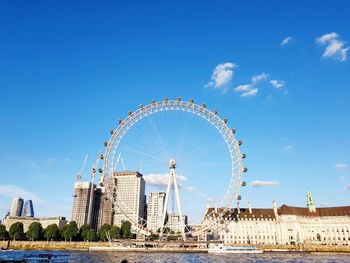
1 241 350 253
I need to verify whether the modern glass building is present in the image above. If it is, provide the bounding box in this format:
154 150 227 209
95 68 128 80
22 200 35 217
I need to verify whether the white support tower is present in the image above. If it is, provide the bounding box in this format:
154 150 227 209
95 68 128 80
160 159 186 240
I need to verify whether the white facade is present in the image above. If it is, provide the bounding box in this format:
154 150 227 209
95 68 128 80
147 192 166 232
204 200 350 245
112 171 145 227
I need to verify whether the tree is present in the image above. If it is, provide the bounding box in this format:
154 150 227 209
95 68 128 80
60 224 69 241
0 224 9 240
98 224 111 241
26 222 43 241
85 228 96 242
120 221 132 239
63 221 79 242
109 225 120 240
9 222 24 241
79 224 91 241
44 224 59 241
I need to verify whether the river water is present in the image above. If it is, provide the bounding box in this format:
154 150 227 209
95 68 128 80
0 250 349 263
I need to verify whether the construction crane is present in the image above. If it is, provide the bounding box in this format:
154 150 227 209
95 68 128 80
76 154 88 183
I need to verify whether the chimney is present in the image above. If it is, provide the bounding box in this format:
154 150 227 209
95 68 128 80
248 202 252 214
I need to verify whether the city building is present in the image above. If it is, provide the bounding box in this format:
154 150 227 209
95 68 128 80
167 213 188 233
202 192 350 245
92 186 113 230
10 197 24 217
112 171 146 227
22 200 34 217
4 216 67 232
147 192 166 232
71 181 94 228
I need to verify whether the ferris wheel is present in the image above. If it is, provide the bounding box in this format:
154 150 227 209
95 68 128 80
97 98 247 238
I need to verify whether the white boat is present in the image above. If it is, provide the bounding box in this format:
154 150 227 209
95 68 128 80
208 244 263 254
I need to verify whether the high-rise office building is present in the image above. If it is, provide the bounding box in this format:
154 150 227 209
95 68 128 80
147 192 166 232
112 171 146 227
22 200 34 217
10 197 24 217
71 182 94 228
167 213 188 233
92 186 113 230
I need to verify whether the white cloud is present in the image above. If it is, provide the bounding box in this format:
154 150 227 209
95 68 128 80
335 163 348 169
252 72 269 83
281 36 292 46
320 202 328 207
270 79 285 89
0 184 46 204
205 62 237 92
316 32 338 44
143 173 192 189
316 32 349 62
346 184 350 190
234 84 252 92
241 88 258 97
250 180 279 187
285 145 293 150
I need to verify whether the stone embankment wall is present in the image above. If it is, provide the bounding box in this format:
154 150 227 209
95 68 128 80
1 241 350 253
0 241 106 250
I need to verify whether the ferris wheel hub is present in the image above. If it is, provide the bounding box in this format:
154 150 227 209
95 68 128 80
169 158 176 169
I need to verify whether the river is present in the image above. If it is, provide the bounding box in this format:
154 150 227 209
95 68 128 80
1 250 349 262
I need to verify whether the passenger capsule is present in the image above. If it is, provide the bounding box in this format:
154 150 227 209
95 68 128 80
118 119 122 125
238 140 242 146
189 99 194 103
152 99 156 104
242 153 246 159
231 129 236 134
92 168 96 173
213 111 217 115
243 167 248 173
109 130 114 135
128 111 132 116
237 195 242 201
164 97 169 101
98 168 103 173
241 181 246 187
100 154 104 160
202 103 206 108
139 104 144 108
104 141 108 147
224 119 228 124
176 97 181 101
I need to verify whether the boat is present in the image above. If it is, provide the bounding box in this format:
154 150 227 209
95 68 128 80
208 244 263 254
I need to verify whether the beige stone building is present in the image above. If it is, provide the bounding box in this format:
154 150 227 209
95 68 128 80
4 216 67 232
203 192 350 245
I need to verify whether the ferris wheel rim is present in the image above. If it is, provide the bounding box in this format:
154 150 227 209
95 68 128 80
101 98 246 236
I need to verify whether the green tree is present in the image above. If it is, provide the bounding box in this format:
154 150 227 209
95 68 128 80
63 221 79 242
85 228 96 242
0 224 9 240
109 225 120 240
44 224 59 241
9 222 24 241
79 224 91 241
26 222 43 241
60 224 69 241
98 224 111 241
120 221 132 239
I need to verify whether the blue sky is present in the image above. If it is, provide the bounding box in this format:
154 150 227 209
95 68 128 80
0 1 349 222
